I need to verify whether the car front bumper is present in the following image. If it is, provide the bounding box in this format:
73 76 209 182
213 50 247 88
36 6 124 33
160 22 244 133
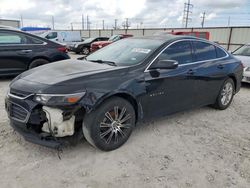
5 93 80 149
242 69 250 83
10 119 63 149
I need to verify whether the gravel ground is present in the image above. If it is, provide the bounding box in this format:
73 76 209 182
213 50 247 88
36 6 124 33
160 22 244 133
0 55 250 188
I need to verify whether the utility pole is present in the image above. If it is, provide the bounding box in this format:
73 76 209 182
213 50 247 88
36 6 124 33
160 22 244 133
70 22 73 30
102 20 105 30
228 16 231 27
182 0 193 28
114 19 118 29
52 16 55 30
20 14 23 27
201 11 206 28
86 15 89 30
126 18 129 29
82 14 84 30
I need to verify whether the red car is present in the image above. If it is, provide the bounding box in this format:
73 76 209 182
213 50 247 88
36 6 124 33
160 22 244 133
90 34 133 52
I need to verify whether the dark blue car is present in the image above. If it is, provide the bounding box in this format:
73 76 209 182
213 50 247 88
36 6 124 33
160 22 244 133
0 28 69 76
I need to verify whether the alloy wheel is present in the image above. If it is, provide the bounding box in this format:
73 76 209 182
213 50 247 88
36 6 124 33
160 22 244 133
99 106 132 144
221 82 233 106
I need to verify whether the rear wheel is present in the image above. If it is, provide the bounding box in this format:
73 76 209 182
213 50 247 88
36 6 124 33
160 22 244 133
82 47 90 55
212 78 235 110
83 97 135 151
29 59 49 69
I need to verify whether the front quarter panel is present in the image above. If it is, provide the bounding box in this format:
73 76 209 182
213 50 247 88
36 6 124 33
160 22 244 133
79 67 146 119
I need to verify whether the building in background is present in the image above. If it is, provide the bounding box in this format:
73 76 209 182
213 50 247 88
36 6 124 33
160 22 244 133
0 19 20 28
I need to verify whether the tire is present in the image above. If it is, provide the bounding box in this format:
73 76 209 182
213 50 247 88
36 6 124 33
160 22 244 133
83 97 136 151
82 47 90 55
29 59 49 69
212 78 235 110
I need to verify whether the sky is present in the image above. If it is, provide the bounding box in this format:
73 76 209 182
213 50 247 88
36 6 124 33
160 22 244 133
0 0 249 29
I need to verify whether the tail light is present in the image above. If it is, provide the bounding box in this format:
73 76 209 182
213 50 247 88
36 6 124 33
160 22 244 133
240 61 244 69
57 47 67 53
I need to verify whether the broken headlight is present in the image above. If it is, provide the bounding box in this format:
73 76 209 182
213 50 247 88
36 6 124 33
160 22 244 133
34 92 86 105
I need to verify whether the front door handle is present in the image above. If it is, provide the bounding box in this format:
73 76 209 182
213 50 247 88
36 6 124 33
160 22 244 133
187 69 196 75
20 49 32 53
217 64 224 69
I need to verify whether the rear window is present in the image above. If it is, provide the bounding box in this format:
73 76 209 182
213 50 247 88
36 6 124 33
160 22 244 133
193 41 216 61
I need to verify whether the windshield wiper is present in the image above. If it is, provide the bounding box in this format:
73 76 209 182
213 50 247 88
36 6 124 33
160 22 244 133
89 59 117 66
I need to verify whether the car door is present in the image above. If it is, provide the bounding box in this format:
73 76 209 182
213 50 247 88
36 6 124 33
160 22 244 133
0 30 34 75
142 40 197 118
191 41 229 106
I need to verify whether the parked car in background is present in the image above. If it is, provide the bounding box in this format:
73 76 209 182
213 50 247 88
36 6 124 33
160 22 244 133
0 28 69 76
69 37 109 55
5 35 242 151
40 30 81 43
90 34 133 52
232 44 250 83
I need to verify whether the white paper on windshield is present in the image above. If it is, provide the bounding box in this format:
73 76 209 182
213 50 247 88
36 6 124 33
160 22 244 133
132 48 151 54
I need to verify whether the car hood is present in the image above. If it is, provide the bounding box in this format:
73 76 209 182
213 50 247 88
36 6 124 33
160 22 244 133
92 41 111 45
234 55 250 67
18 59 123 86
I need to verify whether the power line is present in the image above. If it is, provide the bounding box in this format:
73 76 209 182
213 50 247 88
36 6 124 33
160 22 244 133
182 0 193 28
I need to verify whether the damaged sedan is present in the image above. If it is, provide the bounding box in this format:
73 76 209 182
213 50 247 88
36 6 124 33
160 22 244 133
5 35 243 151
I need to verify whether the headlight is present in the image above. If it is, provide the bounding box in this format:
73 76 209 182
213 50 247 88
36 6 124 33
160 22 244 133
74 44 79 48
98 45 103 48
34 92 86 105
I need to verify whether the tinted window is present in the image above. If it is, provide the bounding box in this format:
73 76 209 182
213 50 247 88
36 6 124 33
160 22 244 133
0 32 27 44
158 41 193 64
232 45 250 56
194 41 216 61
216 47 227 58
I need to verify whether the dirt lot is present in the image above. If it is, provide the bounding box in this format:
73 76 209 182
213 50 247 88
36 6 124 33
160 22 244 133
0 56 250 187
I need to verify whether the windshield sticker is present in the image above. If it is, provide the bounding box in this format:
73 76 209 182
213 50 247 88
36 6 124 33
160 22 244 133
132 48 151 54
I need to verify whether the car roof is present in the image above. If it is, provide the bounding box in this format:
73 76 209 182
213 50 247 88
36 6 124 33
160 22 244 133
132 34 198 42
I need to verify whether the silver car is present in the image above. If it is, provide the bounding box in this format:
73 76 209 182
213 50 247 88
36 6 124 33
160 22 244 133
233 44 250 83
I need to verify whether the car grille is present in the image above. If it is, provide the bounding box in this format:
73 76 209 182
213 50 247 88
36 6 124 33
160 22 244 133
9 103 29 122
10 89 32 99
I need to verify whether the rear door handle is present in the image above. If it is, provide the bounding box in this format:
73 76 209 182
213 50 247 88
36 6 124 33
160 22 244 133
217 64 224 69
187 69 196 75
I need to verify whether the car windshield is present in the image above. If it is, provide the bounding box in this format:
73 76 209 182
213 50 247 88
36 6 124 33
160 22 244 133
83 38 95 43
108 35 120 42
233 45 250 56
86 38 163 66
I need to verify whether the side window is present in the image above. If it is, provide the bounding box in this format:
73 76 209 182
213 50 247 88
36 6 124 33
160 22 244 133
45 32 57 39
27 36 44 44
193 41 216 61
158 41 193 64
0 32 27 44
216 47 227 58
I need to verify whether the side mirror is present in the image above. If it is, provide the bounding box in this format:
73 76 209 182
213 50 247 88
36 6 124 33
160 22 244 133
150 59 178 70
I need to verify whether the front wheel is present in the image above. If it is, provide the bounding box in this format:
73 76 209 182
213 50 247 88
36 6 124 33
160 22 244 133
212 78 235 110
83 97 135 151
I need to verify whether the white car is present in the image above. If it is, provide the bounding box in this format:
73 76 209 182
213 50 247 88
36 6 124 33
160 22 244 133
232 44 250 83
